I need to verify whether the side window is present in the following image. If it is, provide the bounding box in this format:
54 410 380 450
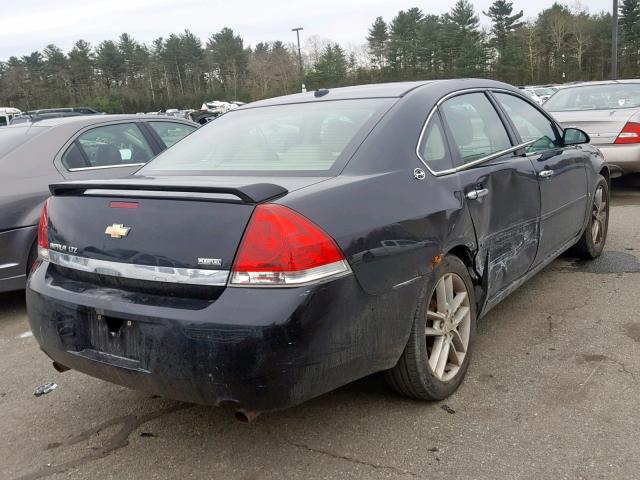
61 143 88 169
0 117 7 127
62 123 154 170
494 93 560 153
440 92 512 164
149 121 196 148
417 113 453 171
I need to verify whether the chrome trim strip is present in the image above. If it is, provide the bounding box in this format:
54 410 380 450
67 163 146 172
46 250 229 286
83 189 242 202
0 263 19 270
415 87 536 177
228 260 352 288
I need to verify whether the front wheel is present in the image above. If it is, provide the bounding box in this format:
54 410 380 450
385 255 477 401
573 175 609 259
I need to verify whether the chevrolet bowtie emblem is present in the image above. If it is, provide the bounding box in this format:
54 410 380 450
105 224 131 239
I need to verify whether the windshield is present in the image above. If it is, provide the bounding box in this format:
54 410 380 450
141 99 393 176
545 83 640 111
0 126 49 159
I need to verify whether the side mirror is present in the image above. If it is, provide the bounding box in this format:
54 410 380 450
563 127 590 146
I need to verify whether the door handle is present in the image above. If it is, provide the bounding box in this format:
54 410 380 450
539 169 554 179
466 188 489 200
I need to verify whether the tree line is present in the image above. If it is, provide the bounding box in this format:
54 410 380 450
1 0 639 113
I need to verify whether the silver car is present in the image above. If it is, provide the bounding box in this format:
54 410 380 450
545 80 640 177
0 115 197 293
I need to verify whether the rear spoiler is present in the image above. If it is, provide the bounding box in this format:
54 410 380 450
49 181 288 204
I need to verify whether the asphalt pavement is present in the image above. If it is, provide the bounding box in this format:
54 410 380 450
1 177 639 480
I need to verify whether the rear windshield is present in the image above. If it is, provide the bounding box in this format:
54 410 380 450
0 126 48 159
545 83 640 111
140 99 393 176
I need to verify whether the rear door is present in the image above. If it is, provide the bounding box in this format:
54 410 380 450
492 92 589 265
438 91 541 300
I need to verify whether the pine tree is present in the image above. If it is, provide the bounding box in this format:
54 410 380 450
367 17 388 68
310 44 347 87
95 40 125 90
387 8 424 73
484 0 524 52
484 0 524 81
68 40 94 101
443 0 485 77
619 0 640 76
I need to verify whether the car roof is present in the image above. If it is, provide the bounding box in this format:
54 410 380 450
556 80 640 90
238 79 520 109
10 114 193 128
240 81 436 108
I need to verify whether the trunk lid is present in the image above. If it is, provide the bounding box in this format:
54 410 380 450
44 176 326 297
551 108 640 144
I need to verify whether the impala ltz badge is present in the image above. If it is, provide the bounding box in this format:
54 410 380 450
198 258 222 267
105 224 131 239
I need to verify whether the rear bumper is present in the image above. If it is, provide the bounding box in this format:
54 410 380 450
26 260 420 411
0 225 37 293
595 143 640 176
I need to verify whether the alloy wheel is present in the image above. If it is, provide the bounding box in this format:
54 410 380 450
425 273 471 381
591 185 607 246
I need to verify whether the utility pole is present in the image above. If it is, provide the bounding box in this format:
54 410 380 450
292 27 305 92
612 0 618 80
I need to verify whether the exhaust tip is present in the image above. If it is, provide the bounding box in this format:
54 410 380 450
234 410 259 423
52 361 70 373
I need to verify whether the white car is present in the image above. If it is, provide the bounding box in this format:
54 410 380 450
522 87 557 105
0 107 22 127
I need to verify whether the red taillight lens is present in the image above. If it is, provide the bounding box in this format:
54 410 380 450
230 204 350 286
614 122 640 144
109 201 139 209
37 199 49 249
37 199 50 261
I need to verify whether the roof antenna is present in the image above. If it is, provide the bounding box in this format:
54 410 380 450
314 89 330 98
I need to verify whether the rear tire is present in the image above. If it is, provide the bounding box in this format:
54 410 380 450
385 255 477 401
573 175 609 259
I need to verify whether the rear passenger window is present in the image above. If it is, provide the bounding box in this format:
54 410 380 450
149 121 196 148
417 113 452 171
494 93 560 153
440 93 512 164
62 123 154 170
61 143 87 169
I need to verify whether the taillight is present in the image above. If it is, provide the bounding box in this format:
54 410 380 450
614 122 640 144
37 199 50 261
230 204 350 286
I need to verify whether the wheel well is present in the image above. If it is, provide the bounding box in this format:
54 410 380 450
599 166 611 187
447 245 478 283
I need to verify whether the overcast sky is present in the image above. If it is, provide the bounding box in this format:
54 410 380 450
1 0 610 61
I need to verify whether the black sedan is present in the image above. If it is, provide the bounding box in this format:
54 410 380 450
26 80 609 419
0 115 197 292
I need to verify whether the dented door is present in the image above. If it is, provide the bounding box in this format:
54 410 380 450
457 158 540 299
439 91 541 300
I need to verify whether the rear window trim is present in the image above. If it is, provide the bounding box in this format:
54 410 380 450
67 162 146 172
415 88 538 177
